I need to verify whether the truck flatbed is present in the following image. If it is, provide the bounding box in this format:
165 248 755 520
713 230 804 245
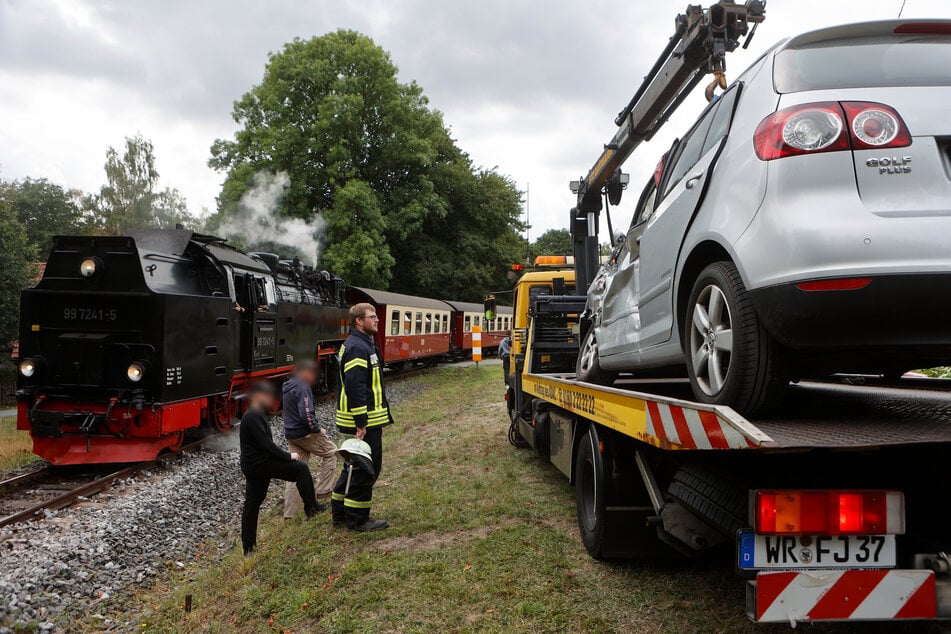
523 372 951 451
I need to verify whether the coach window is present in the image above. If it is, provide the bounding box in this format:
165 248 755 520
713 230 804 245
415 312 423 335
425 313 432 334
464 315 471 332
403 311 412 335
474 315 481 329
442 314 448 333
391 310 400 336
433 314 441 334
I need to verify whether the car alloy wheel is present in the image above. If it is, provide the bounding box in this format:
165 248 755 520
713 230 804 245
689 284 734 396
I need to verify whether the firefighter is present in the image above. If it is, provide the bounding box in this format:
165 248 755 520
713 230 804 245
336 302 392 479
330 438 389 531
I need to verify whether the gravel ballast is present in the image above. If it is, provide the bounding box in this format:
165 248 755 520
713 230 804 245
0 376 424 632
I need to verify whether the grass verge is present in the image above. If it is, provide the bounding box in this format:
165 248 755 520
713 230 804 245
0 415 36 472
126 366 937 633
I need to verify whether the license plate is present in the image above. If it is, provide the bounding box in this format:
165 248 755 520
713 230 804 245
738 531 896 571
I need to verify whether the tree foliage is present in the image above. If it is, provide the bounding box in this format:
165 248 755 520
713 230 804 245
8 178 87 256
209 30 525 298
532 229 572 257
86 135 198 234
0 184 37 349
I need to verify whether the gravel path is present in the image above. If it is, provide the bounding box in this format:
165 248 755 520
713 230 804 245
0 376 424 632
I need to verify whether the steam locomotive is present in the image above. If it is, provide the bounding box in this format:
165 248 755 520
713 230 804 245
14 229 348 465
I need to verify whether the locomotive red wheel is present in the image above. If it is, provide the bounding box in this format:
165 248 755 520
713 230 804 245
210 395 238 431
168 430 185 452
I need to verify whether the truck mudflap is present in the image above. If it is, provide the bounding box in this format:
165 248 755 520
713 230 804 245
748 569 941 623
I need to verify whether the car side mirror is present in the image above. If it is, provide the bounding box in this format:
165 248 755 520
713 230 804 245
484 295 497 322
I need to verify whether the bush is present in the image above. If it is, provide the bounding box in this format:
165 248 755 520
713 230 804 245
0 364 16 406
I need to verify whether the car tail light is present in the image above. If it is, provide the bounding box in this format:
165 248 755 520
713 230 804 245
840 102 911 149
754 490 905 535
754 101 911 161
754 102 849 161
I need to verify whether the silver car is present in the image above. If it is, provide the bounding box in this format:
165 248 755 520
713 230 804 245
579 20 951 414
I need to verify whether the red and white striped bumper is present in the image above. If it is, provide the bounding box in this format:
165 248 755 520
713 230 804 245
749 569 937 623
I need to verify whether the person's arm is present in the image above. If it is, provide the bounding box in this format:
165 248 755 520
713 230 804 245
341 346 370 432
299 385 320 434
249 413 293 461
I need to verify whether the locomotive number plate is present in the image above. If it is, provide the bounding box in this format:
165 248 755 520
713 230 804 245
63 308 118 321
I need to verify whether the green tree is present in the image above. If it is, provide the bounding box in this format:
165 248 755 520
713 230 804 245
87 134 197 233
8 178 87 255
0 184 37 350
209 30 525 296
532 229 573 257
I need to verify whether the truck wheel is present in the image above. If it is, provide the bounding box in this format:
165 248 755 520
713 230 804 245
684 261 786 415
668 463 748 537
575 428 608 559
576 329 617 386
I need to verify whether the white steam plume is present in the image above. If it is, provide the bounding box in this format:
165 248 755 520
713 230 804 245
216 171 325 266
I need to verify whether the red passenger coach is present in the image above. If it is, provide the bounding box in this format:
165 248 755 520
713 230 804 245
444 301 513 359
346 288 452 367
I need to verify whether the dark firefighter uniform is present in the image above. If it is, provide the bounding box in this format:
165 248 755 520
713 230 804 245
330 440 382 530
336 328 392 476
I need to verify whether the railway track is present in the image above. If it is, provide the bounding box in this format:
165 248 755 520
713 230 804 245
0 433 230 529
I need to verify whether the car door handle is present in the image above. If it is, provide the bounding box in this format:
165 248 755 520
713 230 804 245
685 171 704 190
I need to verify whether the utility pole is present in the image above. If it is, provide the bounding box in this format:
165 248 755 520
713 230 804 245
525 182 531 263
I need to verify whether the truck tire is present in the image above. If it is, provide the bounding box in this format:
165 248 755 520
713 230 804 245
684 261 786 416
576 329 617 386
667 463 748 537
575 428 609 559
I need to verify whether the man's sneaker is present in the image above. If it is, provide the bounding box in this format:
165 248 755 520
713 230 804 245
351 518 389 532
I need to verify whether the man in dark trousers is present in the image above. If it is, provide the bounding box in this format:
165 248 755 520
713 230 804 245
240 381 325 555
282 360 337 519
330 438 388 531
336 302 393 479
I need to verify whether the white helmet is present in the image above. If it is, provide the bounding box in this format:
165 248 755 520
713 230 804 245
337 438 372 461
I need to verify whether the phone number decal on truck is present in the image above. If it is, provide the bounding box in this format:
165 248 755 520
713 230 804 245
534 382 596 416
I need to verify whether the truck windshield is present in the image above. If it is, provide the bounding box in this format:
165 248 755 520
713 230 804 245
774 36 951 93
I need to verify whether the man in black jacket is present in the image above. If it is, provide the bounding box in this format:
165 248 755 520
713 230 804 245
282 361 337 519
240 381 324 555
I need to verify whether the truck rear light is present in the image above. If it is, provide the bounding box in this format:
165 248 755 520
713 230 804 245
754 490 905 535
840 102 911 150
754 102 848 161
895 22 951 35
754 101 911 161
795 277 872 292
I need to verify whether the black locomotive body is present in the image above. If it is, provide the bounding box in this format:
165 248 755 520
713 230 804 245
15 229 347 464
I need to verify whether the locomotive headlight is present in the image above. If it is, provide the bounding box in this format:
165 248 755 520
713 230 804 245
19 358 36 378
127 362 146 383
80 257 99 278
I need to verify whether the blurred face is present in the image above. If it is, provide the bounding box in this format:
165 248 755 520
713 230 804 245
356 310 379 335
297 367 316 386
250 390 276 413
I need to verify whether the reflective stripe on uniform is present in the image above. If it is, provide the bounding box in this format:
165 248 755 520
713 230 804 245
371 364 383 410
344 358 368 372
331 492 344 502
344 498 372 509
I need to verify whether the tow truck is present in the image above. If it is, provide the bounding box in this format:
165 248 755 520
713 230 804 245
491 1 951 624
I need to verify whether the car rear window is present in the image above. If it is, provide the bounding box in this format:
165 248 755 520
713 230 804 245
774 36 951 93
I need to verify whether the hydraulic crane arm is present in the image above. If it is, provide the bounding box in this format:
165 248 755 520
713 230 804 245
570 1 765 292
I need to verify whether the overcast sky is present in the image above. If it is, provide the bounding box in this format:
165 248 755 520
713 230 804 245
1 0 948 239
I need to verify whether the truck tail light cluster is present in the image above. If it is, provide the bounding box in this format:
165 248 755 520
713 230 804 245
753 101 911 161
754 490 905 535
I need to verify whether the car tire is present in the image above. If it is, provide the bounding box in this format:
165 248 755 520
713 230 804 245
684 261 786 415
576 328 617 386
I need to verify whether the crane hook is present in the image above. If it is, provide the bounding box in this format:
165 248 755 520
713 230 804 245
704 70 727 102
